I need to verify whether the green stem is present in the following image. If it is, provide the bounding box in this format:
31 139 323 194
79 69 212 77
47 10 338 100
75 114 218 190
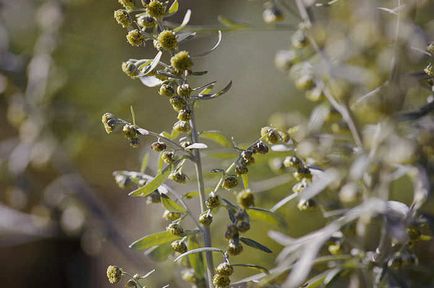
189 108 214 288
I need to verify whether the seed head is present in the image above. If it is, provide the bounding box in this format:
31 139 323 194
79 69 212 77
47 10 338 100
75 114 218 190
171 51 193 72
427 42 434 55
126 29 145 47
106 265 122 284
123 124 140 147
424 63 434 77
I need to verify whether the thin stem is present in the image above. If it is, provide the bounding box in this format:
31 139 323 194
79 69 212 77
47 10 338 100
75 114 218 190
189 108 214 288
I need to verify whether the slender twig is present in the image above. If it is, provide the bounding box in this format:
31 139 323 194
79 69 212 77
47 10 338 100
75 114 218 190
189 108 214 288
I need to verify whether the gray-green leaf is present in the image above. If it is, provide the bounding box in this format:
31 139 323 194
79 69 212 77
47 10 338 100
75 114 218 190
239 237 272 253
129 167 171 197
130 231 180 250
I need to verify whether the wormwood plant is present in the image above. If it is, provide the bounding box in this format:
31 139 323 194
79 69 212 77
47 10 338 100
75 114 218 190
102 0 434 288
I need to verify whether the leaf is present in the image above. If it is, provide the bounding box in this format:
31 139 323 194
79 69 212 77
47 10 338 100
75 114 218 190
183 191 199 199
196 81 232 100
140 75 163 87
199 130 233 147
161 194 186 213
217 15 248 30
174 9 191 32
176 32 196 43
142 51 163 75
247 207 286 228
239 237 272 253
193 81 216 93
185 143 208 150
193 30 223 57
188 236 205 279
174 247 224 262
231 263 270 274
130 231 180 250
140 152 149 173
168 0 178 14
145 243 173 261
129 167 171 197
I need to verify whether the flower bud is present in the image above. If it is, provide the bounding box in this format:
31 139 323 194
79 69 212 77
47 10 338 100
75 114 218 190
121 61 139 78
235 164 248 175
222 175 238 190
151 141 167 152
102 113 117 134
107 265 122 284
215 262 234 276
146 0 166 18
147 190 161 204
241 150 254 161
177 84 192 97
237 221 250 233
199 212 213 226
171 240 188 253
205 194 220 209
137 16 156 28
297 198 316 211
261 126 280 144
295 74 315 91
161 151 175 164
292 179 308 193
123 124 140 147
156 30 177 51
126 29 145 47
291 30 308 49
169 96 187 112
171 51 193 72
283 156 302 169
159 84 175 97
114 9 132 28
263 6 284 24
166 223 184 236
173 120 191 133
212 274 231 287
227 239 243 256
225 224 239 239
236 190 254 209
169 171 187 183
118 0 135 10
424 63 434 77
306 87 324 102
177 109 192 121
163 210 181 221
180 140 192 149
293 167 312 181
254 141 269 154
427 42 434 54
275 50 298 71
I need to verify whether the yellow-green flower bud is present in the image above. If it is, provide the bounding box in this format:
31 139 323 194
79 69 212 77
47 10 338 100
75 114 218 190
166 223 184 236
169 171 187 183
253 140 269 154
171 51 193 72
169 96 187 112
102 113 117 134
114 9 132 28
424 63 434 77
107 265 122 284
297 198 316 211
118 0 135 10
292 180 308 193
236 190 254 209
205 194 220 209
199 212 213 226
161 151 175 164
227 239 243 256
151 141 167 152
215 262 234 276
126 29 145 47
177 84 192 97
177 109 192 121
237 221 250 233
173 120 191 133
306 87 324 102
123 124 140 147
222 175 238 190
328 242 341 255
212 274 231 287
291 29 308 49
159 84 175 97
163 210 181 221
235 164 248 175
427 42 434 54
146 0 166 18
224 224 239 239
156 30 177 51
283 156 302 169
122 61 139 78
293 167 312 181
171 240 188 253
137 16 156 28
295 74 315 91
260 126 280 144
241 150 254 162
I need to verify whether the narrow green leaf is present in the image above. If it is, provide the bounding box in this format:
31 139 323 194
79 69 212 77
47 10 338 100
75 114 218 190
140 152 150 173
129 167 170 197
130 231 180 250
217 15 248 30
200 130 233 147
130 105 136 125
161 194 186 213
231 263 270 274
239 237 272 253
247 207 286 228
145 243 173 262
168 0 179 14
183 191 199 199
196 81 232 100
188 235 205 279
174 9 191 32
174 247 224 262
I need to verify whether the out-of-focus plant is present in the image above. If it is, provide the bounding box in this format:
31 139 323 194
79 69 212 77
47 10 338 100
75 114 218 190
103 0 434 287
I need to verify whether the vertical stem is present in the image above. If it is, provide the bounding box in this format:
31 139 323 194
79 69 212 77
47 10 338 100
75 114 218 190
189 108 214 288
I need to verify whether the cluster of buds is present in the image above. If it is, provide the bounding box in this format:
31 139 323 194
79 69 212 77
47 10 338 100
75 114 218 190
223 210 252 257
234 140 269 178
213 262 234 288
101 113 141 147
424 43 434 84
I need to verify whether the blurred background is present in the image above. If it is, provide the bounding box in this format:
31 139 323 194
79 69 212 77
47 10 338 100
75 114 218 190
1 0 434 287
